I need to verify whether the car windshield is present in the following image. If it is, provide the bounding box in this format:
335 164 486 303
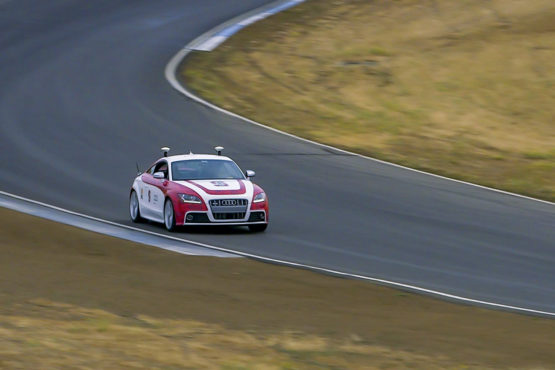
171 159 244 181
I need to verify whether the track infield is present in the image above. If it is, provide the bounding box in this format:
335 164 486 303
1 207 554 368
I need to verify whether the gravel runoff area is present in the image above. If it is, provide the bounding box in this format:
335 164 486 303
1 207 554 368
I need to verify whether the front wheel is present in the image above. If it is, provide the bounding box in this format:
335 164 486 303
248 224 267 233
164 199 176 231
129 191 142 223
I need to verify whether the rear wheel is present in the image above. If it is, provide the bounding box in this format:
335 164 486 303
164 199 176 231
248 224 267 233
129 191 142 223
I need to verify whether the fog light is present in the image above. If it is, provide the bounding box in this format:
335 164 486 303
186 214 194 222
259 213 265 221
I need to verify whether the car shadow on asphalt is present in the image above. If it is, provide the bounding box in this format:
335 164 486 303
177 225 252 234
120 219 254 235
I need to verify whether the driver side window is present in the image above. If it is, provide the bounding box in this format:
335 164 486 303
153 161 169 179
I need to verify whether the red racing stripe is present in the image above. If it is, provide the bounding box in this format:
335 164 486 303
187 180 247 195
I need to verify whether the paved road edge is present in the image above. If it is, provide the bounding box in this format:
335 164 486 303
0 191 238 258
4 188 555 317
166 2 554 207
0 1 551 318
163 1 555 317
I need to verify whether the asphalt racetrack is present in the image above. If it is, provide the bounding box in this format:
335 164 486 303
1 0 554 313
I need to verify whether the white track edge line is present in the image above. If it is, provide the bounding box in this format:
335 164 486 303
166 37 553 206
1 1 550 319
1 188 554 318
162 2 555 317
0 190 240 254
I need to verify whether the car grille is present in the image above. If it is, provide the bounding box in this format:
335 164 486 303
209 199 248 217
209 199 248 207
213 212 246 220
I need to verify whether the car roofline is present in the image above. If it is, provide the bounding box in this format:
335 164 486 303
161 154 234 163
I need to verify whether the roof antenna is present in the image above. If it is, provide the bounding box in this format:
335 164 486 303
214 146 224 156
161 147 170 157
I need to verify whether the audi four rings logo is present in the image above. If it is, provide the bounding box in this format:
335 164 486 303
211 199 246 206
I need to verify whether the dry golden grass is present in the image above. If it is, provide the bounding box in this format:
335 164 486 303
183 0 555 200
0 300 461 369
1 208 555 368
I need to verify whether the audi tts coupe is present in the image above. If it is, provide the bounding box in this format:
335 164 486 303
129 147 268 232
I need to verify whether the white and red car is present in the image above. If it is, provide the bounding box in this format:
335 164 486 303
129 147 268 232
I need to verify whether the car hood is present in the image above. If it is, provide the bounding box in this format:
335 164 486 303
175 179 249 195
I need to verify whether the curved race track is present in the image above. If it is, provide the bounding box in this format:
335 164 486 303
1 0 554 313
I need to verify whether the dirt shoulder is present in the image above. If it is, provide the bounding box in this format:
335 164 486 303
182 0 555 201
0 207 554 368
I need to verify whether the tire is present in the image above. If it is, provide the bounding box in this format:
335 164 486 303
248 224 268 233
164 199 176 232
129 191 142 223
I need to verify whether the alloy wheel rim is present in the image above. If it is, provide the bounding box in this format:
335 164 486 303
130 193 138 219
165 202 173 228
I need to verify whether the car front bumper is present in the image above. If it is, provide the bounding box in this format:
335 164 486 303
181 210 267 225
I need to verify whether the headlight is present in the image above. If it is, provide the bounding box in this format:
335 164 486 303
253 192 266 203
178 193 202 204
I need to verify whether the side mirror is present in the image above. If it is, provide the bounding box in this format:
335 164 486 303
153 171 165 179
245 170 256 180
